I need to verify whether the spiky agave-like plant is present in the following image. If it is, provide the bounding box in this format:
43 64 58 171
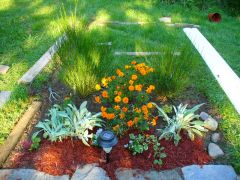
153 103 208 145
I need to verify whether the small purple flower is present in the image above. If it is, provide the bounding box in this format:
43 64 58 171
22 140 32 150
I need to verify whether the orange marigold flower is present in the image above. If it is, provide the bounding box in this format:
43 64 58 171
122 107 128 112
111 76 116 80
128 85 134 91
107 113 115 120
131 60 137 65
114 105 120 110
101 78 108 87
146 88 152 94
147 102 153 109
119 113 125 119
116 69 124 77
131 74 138 80
129 80 134 85
95 84 101 91
102 91 109 98
101 106 107 112
117 91 122 96
125 65 131 69
135 84 142 92
144 115 149 120
94 96 101 103
142 105 148 111
114 96 121 103
134 117 139 123
113 125 120 131
139 69 147 76
122 97 129 104
135 108 141 113
152 119 157 126
102 111 107 118
149 85 155 90
143 109 148 115
127 120 134 127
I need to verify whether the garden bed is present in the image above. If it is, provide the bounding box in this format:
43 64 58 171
2 61 225 179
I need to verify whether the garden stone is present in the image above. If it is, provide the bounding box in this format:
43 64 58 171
182 165 237 180
72 164 109 180
208 143 224 159
115 168 182 180
0 65 10 74
0 169 69 180
158 169 182 180
204 117 218 131
211 133 221 143
200 112 209 121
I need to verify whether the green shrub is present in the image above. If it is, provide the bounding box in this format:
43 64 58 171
149 47 196 97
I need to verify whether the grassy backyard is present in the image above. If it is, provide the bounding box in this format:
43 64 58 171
0 0 240 172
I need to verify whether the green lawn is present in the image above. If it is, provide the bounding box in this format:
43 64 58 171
0 0 239 172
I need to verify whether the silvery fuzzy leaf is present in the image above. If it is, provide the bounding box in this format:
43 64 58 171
80 101 88 110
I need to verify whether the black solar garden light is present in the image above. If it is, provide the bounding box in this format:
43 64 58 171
97 130 118 163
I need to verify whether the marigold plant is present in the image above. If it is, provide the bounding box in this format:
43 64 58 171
94 61 157 134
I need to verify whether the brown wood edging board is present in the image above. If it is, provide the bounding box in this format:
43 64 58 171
0 101 42 166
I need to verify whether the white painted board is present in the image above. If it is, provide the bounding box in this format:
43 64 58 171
18 35 66 84
0 91 11 109
184 28 240 114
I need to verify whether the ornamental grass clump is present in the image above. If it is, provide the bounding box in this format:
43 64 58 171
94 61 158 134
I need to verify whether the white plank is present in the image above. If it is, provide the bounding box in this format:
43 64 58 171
18 35 66 84
98 21 153 25
0 91 11 109
184 28 240 114
114 51 180 56
167 23 200 28
114 52 161 56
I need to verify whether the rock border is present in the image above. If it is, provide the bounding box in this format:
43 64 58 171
0 101 42 166
0 164 237 180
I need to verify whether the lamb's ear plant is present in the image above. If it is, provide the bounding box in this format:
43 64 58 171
62 101 104 146
33 101 104 146
153 103 208 145
32 104 70 142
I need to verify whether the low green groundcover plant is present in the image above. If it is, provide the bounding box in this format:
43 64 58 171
125 133 166 165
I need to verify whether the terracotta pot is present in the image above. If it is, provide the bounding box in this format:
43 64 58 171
208 13 221 22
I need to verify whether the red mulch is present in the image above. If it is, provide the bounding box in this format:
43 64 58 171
8 131 211 179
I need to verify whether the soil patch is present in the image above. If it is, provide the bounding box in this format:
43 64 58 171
5 130 211 179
